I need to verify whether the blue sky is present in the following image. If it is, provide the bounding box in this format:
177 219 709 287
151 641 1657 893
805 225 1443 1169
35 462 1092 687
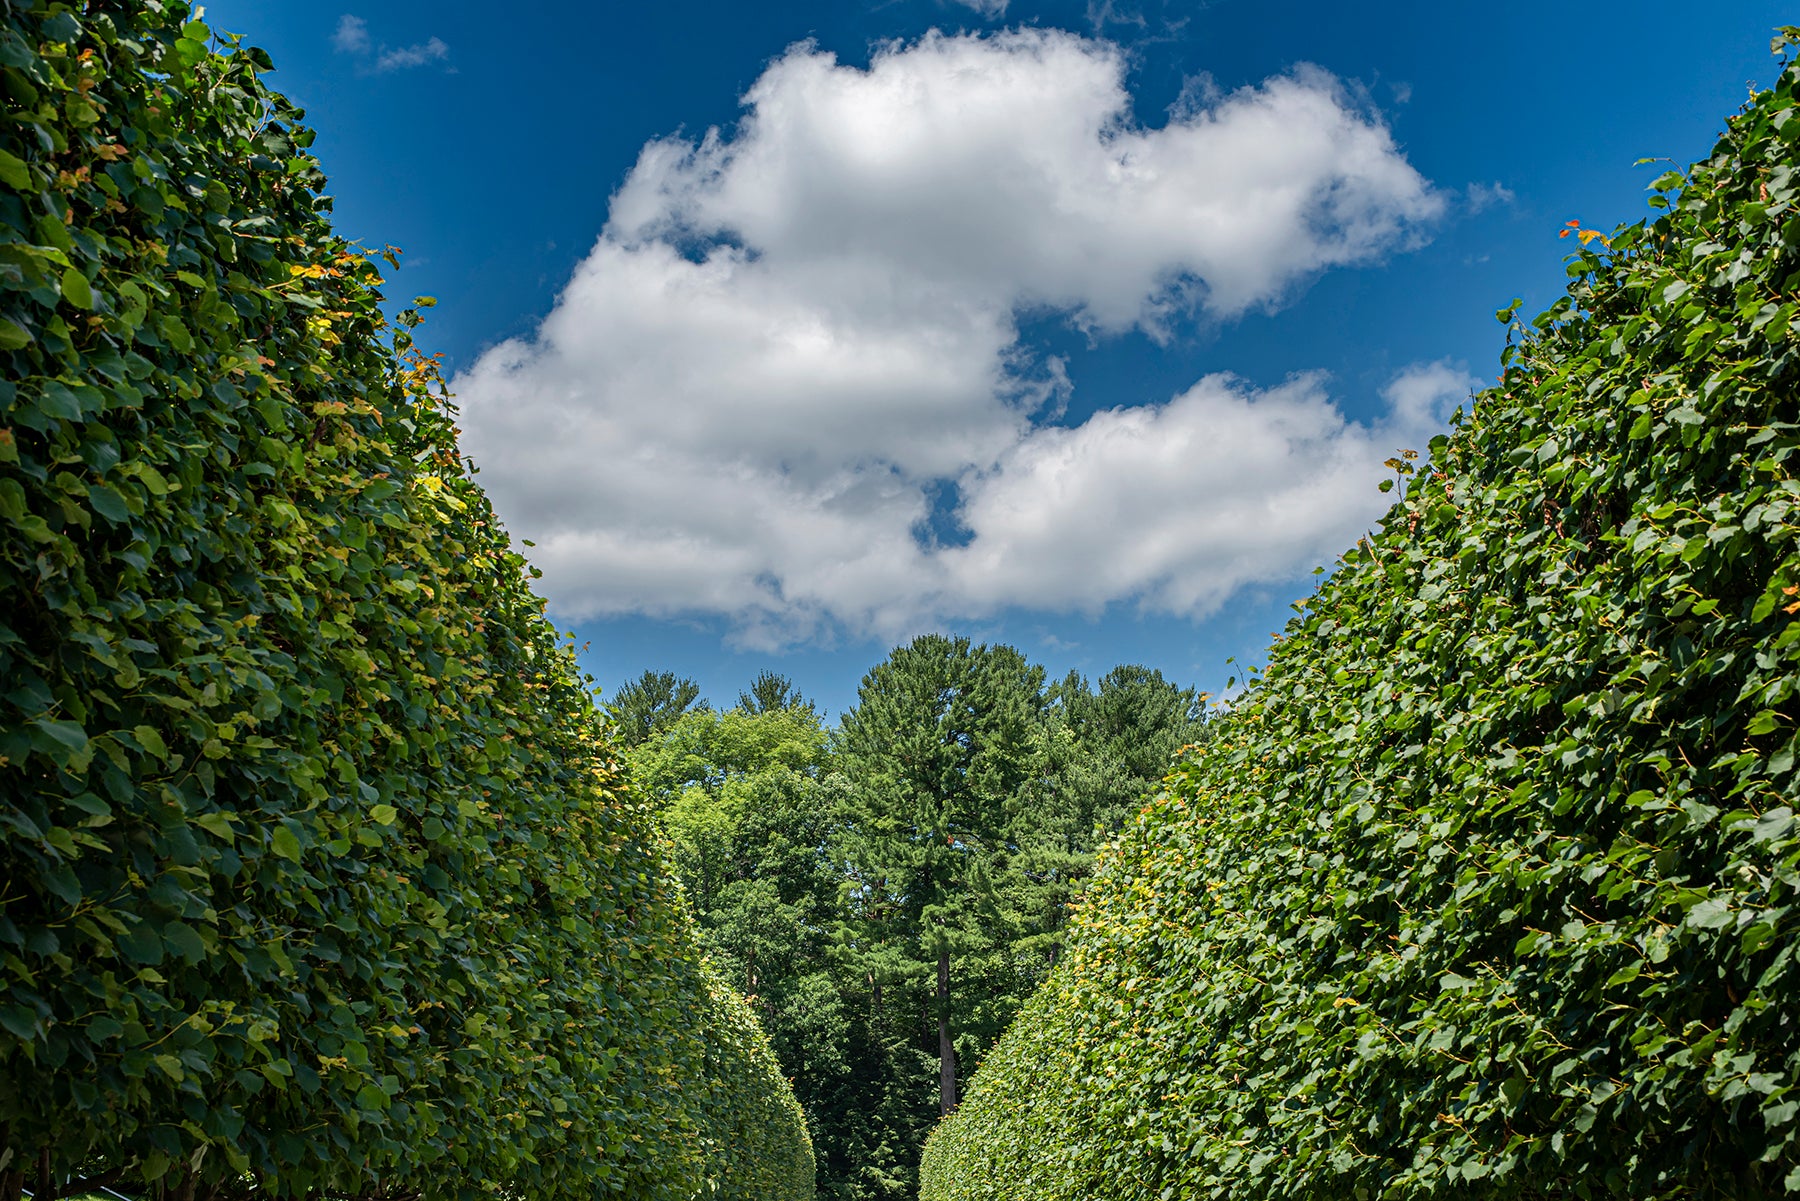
207 0 1793 717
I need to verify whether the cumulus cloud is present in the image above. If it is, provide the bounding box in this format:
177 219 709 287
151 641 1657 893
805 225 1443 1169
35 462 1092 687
940 363 1475 618
452 28 1448 647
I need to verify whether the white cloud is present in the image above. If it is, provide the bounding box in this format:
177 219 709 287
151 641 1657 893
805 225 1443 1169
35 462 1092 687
951 0 1010 15
376 36 450 72
939 364 1475 618
332 14 370 55
452 28 1447 647
332 14 448 72
1086 1 1147 31
1380 359 1479 428
1466 180 1517 213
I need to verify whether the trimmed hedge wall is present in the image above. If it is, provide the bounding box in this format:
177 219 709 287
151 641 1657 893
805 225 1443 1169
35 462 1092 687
0 3 810 1199
923 31 1800 1201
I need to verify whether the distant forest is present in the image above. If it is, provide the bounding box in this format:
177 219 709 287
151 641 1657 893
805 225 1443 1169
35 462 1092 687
608 638 1206 1199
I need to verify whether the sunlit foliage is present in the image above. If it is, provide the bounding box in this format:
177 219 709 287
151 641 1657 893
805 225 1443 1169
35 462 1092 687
924 31 1800 1201
0 4 809 1198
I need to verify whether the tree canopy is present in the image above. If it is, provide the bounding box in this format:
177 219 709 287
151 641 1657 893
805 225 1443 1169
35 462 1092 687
739 670 815 717
836 636 1047 1116
607 668 706 747
621 657 1205 1199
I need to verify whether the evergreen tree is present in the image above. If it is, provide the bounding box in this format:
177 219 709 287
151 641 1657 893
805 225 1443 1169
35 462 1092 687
607 669 705 747
739 669 815 716
837 635 1046 1117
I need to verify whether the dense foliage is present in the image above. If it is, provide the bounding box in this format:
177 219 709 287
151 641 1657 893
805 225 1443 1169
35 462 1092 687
0 4 808 1199
608 669 707 748
627 701 916 1200
624 653 1204 1199
922 33 1800 1201
839 636 1046 1117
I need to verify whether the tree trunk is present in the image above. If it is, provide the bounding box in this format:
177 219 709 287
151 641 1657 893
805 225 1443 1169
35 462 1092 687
937 949 957 1115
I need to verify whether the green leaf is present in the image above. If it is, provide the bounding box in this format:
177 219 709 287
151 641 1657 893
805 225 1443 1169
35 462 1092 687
270 825 302 862
87 482 130 523
132 462 170 496
65 793 111 818
163 922 207 964
41 863 81 906
60 267 93 310
35 382 81 422
116 923 163 965
1773 743 1797 776
32 719 89 753
0 148 28 190
1752 806 1794 844
369 803 398 825
1686 896 1734 930
160 316 193 353
0 1006 38 1041
0 318 31 350
194 812 235 842
133 725 169 759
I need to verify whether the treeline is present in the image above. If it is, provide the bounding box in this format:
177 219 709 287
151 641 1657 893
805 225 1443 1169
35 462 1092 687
608 640 1206 1199
0 6 809 1200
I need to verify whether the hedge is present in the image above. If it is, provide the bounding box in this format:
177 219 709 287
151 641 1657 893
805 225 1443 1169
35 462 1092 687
923 29 1800 1201
0 3 809 1198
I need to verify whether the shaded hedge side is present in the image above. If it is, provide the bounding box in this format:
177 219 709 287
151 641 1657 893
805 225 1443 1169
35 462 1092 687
0 3 810 1198
695 961 819 1201
923 30 1800 1201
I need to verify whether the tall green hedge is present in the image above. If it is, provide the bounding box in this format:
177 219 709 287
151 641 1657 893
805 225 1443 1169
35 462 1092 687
922 30 1800 1201
694 961 820 1200
0 3 810 1198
